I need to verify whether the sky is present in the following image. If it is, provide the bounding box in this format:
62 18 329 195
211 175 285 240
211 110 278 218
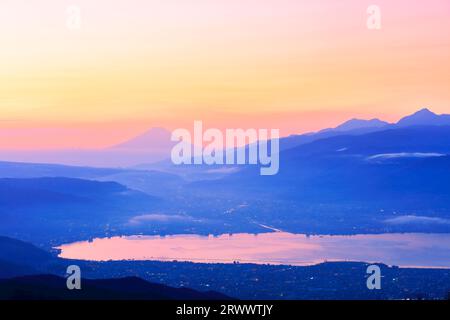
0 0 450 149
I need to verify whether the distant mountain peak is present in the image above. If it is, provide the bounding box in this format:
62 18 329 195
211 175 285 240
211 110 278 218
335 118 389 131
397 108 450 127
416 107 434 114
313 117 389 137
110 127 173 150
408 107 437 118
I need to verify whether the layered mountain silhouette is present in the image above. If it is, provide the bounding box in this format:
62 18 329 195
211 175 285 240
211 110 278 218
281 108 450 151
1 107 450 299
0 107 449 167
324 108 450 131
186 115 450 233
0 177 160 244
195 125 450 202
0 128 175 167
1 107 450 236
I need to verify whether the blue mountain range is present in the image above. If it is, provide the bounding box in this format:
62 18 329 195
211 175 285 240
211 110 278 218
1 108 450 240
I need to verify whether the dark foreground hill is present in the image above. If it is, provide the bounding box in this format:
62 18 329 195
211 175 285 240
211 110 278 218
0 275 231 300
0 236 54 278
0 236 53 266
0 236 231 300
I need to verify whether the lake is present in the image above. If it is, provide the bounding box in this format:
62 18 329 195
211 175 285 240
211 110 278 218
57 232 450 268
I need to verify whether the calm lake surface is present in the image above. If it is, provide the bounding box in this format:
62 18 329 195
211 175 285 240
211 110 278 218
57 232 450 268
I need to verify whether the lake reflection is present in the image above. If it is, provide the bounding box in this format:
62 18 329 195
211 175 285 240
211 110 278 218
57 232 450 268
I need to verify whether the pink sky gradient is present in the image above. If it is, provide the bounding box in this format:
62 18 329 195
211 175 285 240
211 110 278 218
0 0 449 149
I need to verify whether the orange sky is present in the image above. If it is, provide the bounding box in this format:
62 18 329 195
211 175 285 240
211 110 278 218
1 0 449 149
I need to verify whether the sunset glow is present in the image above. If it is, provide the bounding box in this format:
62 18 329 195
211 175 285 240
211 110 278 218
1 0 450 148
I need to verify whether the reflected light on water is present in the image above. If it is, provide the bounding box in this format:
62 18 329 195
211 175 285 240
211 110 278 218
57 232 450 268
